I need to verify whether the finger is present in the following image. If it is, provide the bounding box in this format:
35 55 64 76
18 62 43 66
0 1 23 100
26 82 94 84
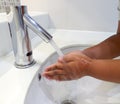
42 69 75 81
44 62 63 72
42 69 66 77
44 73 69 81
44 64 57 72
42 73 66 81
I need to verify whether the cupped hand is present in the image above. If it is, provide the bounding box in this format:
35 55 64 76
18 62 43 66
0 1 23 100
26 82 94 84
42 50 92 81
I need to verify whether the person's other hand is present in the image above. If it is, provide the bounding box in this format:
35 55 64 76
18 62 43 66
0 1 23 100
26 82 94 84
42 50 92 81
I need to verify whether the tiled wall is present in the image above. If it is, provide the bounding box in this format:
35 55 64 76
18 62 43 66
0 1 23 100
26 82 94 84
22 0 118 32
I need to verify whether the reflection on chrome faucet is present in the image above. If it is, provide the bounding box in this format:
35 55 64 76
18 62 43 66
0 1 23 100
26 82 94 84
7 5 53 68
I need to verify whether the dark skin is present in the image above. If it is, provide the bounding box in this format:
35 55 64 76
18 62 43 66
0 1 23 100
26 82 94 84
42 21 120 83
83 21 120 59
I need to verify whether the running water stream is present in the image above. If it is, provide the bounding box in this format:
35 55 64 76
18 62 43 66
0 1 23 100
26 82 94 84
49 39 64 57
43 39 75 104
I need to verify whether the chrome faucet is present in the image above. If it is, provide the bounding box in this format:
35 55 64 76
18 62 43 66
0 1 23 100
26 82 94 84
7 5 53 68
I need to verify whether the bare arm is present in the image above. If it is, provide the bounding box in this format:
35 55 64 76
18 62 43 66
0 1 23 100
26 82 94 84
43 52 120 83
87 59 120 83
82 21 120 59
81 21 120 83
43 21 120 83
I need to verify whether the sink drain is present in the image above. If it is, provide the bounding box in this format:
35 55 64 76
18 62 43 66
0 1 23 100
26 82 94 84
61 100 76 104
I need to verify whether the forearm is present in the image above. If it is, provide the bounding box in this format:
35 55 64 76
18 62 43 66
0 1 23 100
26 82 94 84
82 34 120 59
82 21 120 59
87 59 120 83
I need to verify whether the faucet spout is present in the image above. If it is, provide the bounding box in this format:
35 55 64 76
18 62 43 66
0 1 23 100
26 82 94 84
23 14 52 43
8 5 52 68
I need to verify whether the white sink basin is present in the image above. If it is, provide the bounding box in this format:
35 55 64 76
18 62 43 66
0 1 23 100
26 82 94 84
24 45 120 104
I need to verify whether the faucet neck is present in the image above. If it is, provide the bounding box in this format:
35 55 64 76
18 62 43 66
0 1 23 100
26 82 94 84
8 5 35 68
8 5 53 68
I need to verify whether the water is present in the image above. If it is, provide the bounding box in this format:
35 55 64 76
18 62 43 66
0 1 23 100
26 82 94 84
49 39 64 57
45 39 76 104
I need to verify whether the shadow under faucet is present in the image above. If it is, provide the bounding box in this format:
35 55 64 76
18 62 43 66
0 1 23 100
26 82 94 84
7 5 53 69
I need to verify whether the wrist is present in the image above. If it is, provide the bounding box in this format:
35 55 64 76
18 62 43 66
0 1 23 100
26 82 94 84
78 56 93 77
84 58 94 76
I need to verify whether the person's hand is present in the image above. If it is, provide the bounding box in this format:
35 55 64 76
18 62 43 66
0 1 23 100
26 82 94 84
42 50 92 81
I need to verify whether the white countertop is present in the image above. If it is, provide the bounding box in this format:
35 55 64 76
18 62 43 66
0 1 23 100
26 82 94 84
0 29 115 104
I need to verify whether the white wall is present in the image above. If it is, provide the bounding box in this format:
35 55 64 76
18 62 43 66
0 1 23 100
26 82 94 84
22 0 118 32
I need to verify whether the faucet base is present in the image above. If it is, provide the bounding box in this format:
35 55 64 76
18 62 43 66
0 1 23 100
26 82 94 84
15 60 36 69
